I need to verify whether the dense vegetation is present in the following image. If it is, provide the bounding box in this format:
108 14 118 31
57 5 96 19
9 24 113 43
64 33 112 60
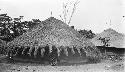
0 13 41 42
78 29 95 39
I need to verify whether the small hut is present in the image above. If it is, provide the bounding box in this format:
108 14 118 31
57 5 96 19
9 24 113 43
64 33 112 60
6 17 101 65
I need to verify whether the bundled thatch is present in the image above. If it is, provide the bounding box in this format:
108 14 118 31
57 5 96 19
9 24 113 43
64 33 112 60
0 39 7 54
6 17 101 61
0 39 6 46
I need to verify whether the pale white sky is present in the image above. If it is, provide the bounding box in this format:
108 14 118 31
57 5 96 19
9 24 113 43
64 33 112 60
0 0 125 34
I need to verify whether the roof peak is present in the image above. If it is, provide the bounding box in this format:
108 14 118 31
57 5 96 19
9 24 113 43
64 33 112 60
103 28 117 33
41 17 64 25
46 17 59 21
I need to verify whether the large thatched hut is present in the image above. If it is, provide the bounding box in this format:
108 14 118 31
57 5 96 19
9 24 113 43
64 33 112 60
6 17 101 65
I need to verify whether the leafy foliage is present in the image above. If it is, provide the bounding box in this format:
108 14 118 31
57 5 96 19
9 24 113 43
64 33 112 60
98 37 110 47
78 29 95 39
0 13 41 42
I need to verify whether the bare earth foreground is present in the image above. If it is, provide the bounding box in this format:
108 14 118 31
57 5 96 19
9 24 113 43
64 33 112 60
0 55 124 72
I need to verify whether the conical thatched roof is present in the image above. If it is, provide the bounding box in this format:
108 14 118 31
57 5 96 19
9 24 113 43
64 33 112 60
6 17 101 58
91 28 125 48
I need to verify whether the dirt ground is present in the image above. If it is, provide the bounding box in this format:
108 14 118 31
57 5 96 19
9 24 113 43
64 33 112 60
0 55 124 72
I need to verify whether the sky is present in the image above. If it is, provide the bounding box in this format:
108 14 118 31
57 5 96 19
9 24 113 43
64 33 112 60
0 0 125 34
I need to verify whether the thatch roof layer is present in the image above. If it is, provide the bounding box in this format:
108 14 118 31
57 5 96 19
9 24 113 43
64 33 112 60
7 17 85 48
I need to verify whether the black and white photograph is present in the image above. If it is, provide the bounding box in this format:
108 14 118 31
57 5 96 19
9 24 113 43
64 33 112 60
0 0 125 72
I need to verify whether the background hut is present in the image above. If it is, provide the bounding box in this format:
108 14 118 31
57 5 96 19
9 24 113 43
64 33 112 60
6 17 102 65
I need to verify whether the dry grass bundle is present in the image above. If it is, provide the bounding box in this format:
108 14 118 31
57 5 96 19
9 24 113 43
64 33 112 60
6 17 102 63
0 39 7 54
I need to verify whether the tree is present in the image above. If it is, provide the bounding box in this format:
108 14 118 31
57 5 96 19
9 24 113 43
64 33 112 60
0 13 28 41
78 29 95 39
0 13 14 41
59 0 80 24
98 37 110 47
0 10 41 42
